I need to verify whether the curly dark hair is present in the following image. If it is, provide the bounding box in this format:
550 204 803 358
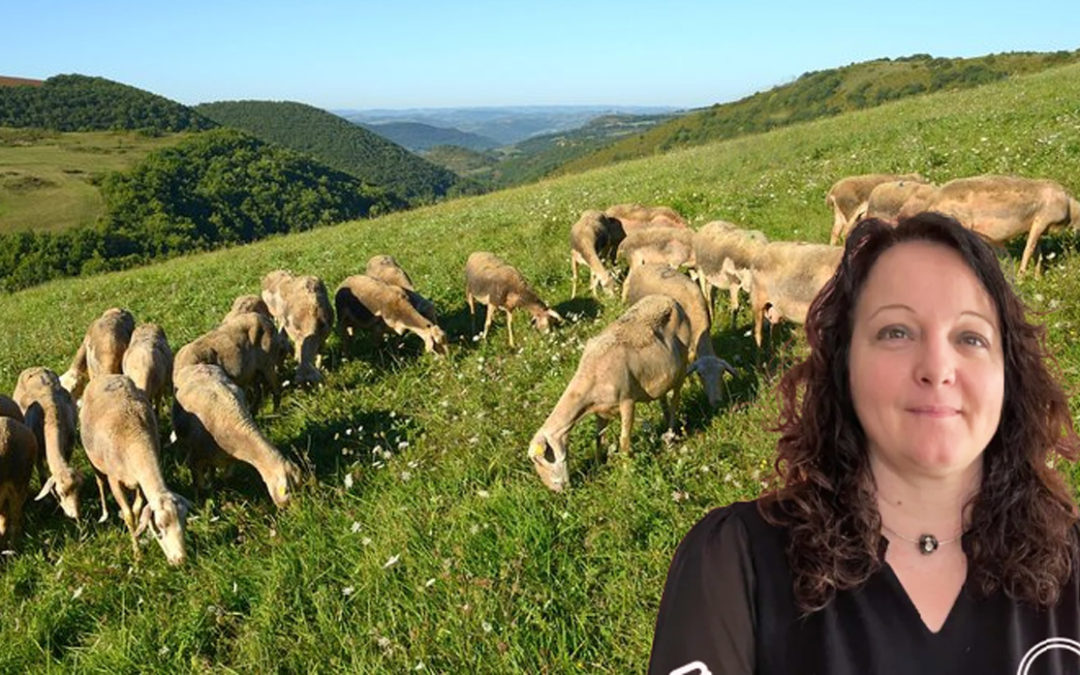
760 212 1080 613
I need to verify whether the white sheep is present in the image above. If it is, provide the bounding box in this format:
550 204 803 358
569 209 624 298
261 270 333 385
59 307 136 400
465 252 562 348
335 274 448 356
13 367 82 520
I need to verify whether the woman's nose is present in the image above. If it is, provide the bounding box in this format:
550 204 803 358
914 335 957 386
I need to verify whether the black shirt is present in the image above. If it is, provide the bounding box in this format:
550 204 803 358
649 501 1080 675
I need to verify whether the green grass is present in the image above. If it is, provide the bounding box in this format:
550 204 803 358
0 129 193 233
2 63 1080 671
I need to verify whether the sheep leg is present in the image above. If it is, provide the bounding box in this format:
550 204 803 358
505 309 515 348
481 303 494 340
595 416 611 461
1018 218 1052 276
668 380 684 432
618 399 635 456
466 291 476 334
107 476 140 556
94 470 110 523
131 489 145 525
570 255 579 299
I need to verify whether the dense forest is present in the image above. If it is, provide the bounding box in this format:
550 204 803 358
196 100 475 203
558 50 1080 175
0 74 217 132
0 128 397 291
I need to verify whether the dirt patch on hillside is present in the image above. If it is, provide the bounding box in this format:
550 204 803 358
2 174 59 192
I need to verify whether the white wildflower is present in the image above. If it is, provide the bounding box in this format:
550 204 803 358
351 521 362 533
383 554 401 569
482 621 493 633
342 586 354 596
361 537 372 546
477 489 490 499
72 585 84 599
344 473 354 489
425 578 436 588
400 471 412 482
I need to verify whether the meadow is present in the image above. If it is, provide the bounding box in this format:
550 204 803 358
1 63 1080 672
0 129 191 234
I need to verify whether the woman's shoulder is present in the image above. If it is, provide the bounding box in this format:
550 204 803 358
677 499 787 562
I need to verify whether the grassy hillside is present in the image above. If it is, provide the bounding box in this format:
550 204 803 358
421 144 499 178
0 128 195 233
361 121 499 152
558 50 1080 176
2 62 1080 671
196 100 469 204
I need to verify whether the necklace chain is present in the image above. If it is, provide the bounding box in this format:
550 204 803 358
881 523 963 555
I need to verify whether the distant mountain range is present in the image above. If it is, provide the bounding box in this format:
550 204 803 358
336 105 680 145
358 121 499 153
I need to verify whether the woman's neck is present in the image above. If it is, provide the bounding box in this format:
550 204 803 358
871 454 982 538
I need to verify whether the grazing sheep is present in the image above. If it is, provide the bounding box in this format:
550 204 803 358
569 209 625 298
223 295 273 323
365 255 439 323
335 275 448 356
0 395 23 423
174 312 285 412
898 175 1080 275
0 417 38 547
748 241 843 347
13 367 81 520
527 295 693 491
261 270 333 385
863 180 938 224
60 307 136 400
622 264 736 407
827 173 927 245
122 323 174 420
691 221 769 322
616 227 696 270
604 204 689 232
172 364 302 508
80 375 190 565
465 252 562 347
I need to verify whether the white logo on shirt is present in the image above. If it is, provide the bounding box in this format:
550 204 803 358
1017 638 1080 674
670 661 713 675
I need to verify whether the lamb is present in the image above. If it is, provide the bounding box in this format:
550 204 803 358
827 173 927 245
691 221 769 322
60 307 136 400
335 275 448 356
261 270 333 385
173 312 285 412
223 295 273 323
622 264 736 407
569 209 625 298
604 203 689 232
13 367 81 520
0 417 37 547
365 255 439 323
80 374 190 565
527 294 693 492
122 323 174 419
172 364 302 508
616 227 696 270
747 241 843 347
465 252 562 347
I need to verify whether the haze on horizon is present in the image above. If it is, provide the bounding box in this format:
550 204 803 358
7 0 1079 112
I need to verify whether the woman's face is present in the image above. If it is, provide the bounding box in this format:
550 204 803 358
848 240 1005 481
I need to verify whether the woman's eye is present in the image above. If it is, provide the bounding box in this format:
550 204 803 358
961 333 989 348
877 326 908 340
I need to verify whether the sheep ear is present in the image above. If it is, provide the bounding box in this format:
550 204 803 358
135 505 153 537
546 309 563 323
687 360 701 375
34 477 56 501
174 493 193 521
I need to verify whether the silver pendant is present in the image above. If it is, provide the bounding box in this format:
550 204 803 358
918 534 939 554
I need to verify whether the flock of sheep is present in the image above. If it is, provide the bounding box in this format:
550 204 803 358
0 172 1076 565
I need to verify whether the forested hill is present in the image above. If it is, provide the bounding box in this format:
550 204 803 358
0 74 216 132
557 49 1080 175
360 121 499 152
196 100 471 204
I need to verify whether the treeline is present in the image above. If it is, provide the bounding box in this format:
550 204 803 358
196 100 479 204
559 49 1080 174
0 74 216 132
0 129 398 291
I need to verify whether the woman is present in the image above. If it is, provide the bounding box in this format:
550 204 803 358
649 213 1080 675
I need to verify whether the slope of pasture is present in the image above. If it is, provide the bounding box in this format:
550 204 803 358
1 63 1080 671
0 129 194 233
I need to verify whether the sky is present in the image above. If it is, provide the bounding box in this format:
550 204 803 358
6 0 1079 111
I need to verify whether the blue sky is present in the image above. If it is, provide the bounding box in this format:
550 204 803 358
6 0 1079 110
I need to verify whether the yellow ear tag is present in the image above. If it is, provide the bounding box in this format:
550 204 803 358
529 442 545 459
279 485 288 497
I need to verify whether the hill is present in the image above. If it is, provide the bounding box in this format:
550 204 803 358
0 74 216 133
360 121 499 152
0 76 43 87
196 100 467 204
2 62 1080 671
421 144 499 178
558 49 1080 175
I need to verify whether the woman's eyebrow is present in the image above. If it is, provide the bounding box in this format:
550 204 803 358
868 303 914 320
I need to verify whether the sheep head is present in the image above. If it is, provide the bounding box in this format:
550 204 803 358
35 467 84 521
527 432 569 492
136 491 191 566
687 356 736 408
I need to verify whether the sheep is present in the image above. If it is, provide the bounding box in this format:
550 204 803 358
527 294 693 492
691 221 769 323
261 270 333 385
604 203 689 232
223 294 273 323
615 227 696 270
0 417 38 547
60 307 136 400
747 241 843 347
826 173 927 245
569 209 625 298
622 264 736 407
863 180 938 223
13 367 82 520
80 374 190 565
335 275 448 356
122 323 174 420
172 364 302 508
173 312 285 412
465 252 562 347
0 395 23 423
365 255 439 323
